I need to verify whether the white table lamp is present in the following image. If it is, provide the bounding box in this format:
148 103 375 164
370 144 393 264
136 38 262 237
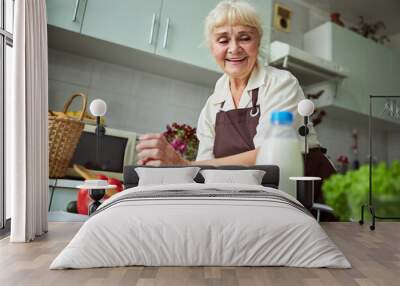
90 99 107 117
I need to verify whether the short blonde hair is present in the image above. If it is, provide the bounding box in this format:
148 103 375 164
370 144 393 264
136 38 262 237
204 0 263 46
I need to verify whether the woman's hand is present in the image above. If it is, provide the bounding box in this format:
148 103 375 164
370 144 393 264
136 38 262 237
136 133 189 166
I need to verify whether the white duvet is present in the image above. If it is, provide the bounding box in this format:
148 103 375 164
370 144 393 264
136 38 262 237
50 183 351 269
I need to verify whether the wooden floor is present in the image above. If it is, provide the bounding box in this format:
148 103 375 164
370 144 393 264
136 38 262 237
0 222 399 286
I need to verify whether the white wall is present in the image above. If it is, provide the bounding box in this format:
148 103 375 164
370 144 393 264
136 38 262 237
315 115 390 166
48 49 212 134
270 0 331 49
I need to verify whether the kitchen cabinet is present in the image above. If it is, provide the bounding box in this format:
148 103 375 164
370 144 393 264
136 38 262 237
46 0 87 33
363 42 394 96
79 0 271 72
81 0 216 70
47 0 272 79
81 0 163 54
81 0 219 71
330 23 368 114
305 22 400 118
332 24 399 120
156 0 220 71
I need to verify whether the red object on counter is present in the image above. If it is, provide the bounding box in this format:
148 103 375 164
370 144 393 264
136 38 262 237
97 174 108 181
76 174 123 215
77 188 90 215
331 12 345 27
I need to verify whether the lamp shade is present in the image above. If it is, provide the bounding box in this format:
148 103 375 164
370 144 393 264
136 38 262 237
90 99 107 117
298 99 314 117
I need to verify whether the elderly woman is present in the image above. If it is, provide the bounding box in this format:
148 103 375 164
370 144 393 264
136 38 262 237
136 0 338 209
137 0 322 167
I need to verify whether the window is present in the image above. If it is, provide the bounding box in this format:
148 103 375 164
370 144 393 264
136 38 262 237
0 0 13 233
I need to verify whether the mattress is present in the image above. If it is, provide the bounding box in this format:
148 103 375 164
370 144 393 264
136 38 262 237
50 183 350 269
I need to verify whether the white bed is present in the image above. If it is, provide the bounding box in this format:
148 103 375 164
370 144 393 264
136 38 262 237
50 183 350 269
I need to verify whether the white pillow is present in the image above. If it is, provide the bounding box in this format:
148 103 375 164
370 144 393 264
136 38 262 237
200 169 266 185
135 167 201 186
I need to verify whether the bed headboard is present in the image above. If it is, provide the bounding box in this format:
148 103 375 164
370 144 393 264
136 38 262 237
123 165 280 189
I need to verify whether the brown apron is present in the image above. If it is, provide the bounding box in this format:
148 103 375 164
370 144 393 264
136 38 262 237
212 89 336 210
213 89 260 158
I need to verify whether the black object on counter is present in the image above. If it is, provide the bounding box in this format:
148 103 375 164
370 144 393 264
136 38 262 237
88 188 106 215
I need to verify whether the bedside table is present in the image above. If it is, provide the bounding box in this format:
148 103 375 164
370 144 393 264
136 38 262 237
290 176 334 222
289 176 321 209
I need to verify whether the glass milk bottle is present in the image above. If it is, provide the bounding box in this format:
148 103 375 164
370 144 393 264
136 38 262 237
256 111 303 197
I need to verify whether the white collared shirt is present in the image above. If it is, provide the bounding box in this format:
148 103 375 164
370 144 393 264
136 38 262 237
195 63 320 160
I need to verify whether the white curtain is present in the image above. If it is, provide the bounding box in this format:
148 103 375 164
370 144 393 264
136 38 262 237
7 0 49 242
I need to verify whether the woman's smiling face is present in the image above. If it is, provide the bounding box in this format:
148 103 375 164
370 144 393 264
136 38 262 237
211 25 260 80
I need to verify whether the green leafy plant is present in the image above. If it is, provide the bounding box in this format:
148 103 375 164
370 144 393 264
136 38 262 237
350 16 390 44
322 161 400 221
163 122 199 161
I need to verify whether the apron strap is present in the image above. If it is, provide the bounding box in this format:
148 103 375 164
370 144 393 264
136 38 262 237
251 89 259 107
250 89 260 117
221 89 258 110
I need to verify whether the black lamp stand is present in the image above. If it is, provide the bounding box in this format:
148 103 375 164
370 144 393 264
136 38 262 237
95 116 105 167
87 116 106 215
298 116 310 171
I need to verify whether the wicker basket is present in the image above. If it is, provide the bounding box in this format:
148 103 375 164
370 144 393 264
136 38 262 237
49 93 87 178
